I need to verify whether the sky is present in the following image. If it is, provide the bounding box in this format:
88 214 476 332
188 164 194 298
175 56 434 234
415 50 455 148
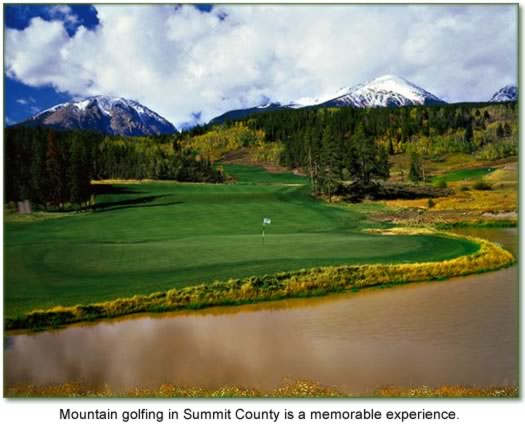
3 3 518 129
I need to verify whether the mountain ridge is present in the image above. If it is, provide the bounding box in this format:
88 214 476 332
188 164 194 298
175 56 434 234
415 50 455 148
209 75 446 124
318 75 445 108
489 85 517 102
20 96 177 136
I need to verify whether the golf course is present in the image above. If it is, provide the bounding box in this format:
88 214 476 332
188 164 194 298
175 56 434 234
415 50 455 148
5 164 483 319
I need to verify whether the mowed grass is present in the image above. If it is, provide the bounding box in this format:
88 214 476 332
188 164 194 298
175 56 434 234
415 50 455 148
5 166 478 317
431 167 494 184
222 164 308 184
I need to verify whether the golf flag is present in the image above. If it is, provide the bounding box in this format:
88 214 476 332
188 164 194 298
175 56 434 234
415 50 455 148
263 218 271 225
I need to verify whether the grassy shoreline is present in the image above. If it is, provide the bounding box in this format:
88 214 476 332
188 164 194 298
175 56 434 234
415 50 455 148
6 380 518 398
434 220 517 229
5 230 515 332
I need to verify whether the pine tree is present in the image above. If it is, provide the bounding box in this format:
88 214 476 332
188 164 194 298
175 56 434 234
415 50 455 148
347 124 389 187
496 123 505 139
408 151 424 183
464 122 474 153
503 123 512 137
388 137 395 155
46 131 64 209
69 140 91 210
320 124 342 200
29 131 49 210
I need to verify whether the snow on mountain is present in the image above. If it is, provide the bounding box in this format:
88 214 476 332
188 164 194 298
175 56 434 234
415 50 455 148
288 87 350 108
25 96 177 136
489 85 517 102
317 75 445 108
209 75 446 124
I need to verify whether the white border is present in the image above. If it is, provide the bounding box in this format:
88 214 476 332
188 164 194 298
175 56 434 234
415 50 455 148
0 1 522 429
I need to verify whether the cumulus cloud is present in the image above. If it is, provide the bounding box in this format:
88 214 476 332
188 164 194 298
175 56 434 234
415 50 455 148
5 4 517 128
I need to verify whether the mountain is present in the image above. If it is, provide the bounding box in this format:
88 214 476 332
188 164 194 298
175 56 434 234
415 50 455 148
209 102 286 125
209 75 445 124
20 96 177 136
489 85 517 102
318 75 445 108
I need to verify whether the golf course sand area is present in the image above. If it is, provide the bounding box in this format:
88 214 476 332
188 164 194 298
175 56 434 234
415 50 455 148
5 165 511 326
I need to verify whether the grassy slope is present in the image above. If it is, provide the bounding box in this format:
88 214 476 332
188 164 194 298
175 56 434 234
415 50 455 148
5 165 478 317
430 167 494 184
222 164 307 184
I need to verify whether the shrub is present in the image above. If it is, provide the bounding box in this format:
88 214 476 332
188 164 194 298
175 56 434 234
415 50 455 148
473 180 492 191
435 179 448 189
427 199 436 209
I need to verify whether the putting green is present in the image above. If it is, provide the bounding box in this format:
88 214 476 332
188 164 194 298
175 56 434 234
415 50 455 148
5 166 478 317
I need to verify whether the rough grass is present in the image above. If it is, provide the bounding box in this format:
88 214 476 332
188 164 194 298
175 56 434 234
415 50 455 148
3 210 78 223
435 220 517 229
383 156 517 227
385 186 517 213
485 166 517 183
6 380 517 398
372 385 518 398
5 231 514 331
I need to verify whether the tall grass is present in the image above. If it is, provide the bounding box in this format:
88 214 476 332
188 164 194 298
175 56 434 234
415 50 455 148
435 220 517 229
5 231 515 331
6 380 517 398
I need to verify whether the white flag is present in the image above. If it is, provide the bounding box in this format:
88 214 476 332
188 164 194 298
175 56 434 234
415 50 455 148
263 218 271 225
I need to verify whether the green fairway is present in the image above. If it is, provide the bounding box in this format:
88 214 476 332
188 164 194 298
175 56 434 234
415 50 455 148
5 166 479 317
221 164 308 184
431 167 495 184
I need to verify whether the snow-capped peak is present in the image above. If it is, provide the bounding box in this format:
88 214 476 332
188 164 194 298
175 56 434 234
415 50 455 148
356 75 431 102
36 96 173 126
285 75 445 110
208 75 446 125
320 75 445 108
489 85 517 102
27 95 177 136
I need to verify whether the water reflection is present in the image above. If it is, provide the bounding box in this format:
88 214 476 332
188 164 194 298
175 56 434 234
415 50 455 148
5 229 518 394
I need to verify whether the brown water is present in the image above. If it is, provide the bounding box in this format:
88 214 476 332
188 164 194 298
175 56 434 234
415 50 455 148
5 228 518 394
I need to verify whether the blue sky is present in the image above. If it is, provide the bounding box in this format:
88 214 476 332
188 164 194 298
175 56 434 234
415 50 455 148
4 4 517 128
4 5 100 125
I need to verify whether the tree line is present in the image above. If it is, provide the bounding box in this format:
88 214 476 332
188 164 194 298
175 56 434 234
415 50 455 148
218 102 517 197
5 126 224 210
243 102 516 163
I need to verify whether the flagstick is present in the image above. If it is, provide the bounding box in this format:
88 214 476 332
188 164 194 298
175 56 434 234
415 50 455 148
262 224 265 245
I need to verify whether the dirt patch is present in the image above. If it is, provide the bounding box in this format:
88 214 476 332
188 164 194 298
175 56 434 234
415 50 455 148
220 149 305 175
371 207 517 226
481 211 518 219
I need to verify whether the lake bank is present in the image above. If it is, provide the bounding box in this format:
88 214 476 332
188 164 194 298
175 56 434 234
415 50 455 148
5 228 517 397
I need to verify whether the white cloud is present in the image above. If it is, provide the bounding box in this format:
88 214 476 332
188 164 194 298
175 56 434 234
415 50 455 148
5 4 517 128
16 97 36 105
47 5 79 29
